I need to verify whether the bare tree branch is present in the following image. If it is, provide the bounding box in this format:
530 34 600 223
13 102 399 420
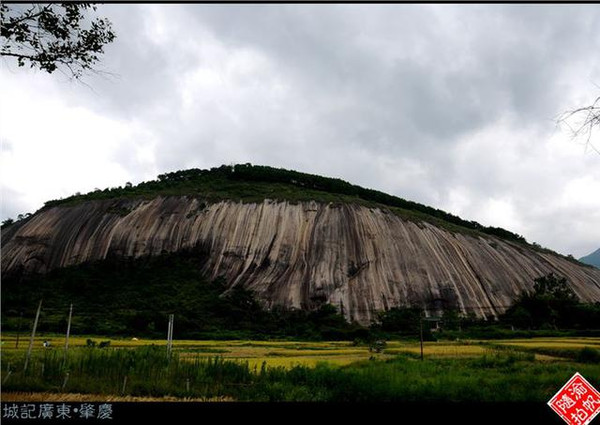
557 95 600 154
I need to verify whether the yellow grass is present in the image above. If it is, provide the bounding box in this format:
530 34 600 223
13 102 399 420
534 354 565 362
385 345 489 357
489 337 600 350
178 343 381 368
242 355 377 369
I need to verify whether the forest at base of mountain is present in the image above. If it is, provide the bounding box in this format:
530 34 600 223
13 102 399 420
3 249 599 341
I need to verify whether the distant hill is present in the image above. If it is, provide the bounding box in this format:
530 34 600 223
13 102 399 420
580 248 600 268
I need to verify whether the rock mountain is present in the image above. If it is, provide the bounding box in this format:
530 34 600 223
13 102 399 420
2 165 600 324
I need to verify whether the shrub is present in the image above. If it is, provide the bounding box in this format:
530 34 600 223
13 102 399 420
576 347 600 364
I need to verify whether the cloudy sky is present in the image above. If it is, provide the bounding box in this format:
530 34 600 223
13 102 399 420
1 4 599 258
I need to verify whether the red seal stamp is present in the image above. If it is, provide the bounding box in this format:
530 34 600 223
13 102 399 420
548 372 600 425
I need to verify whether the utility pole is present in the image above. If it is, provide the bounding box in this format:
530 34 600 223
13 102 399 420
63 304 73 363
167 314 174 358
24 299 43 372
15 312 23 348
419 314 424 361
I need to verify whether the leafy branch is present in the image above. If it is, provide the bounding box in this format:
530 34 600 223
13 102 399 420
1 3 116 80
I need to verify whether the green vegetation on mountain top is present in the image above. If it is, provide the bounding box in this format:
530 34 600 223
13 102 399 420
40 163 528 244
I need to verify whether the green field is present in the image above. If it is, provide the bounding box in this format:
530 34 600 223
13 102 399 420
1 334 599 402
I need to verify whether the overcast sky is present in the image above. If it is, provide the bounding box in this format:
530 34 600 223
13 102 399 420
1 4 599 258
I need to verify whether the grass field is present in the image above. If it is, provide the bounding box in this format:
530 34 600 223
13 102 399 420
1 335 387 369
4 334 597 366
1 334 599 402
0 335 506 368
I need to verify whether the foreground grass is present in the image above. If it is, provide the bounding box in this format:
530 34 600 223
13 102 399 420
2 343 599 402
1 392 232 402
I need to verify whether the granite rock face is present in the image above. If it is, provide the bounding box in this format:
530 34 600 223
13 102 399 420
3 197 600 324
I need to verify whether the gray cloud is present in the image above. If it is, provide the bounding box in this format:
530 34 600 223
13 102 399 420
1 4 599 257
1 185 31 220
